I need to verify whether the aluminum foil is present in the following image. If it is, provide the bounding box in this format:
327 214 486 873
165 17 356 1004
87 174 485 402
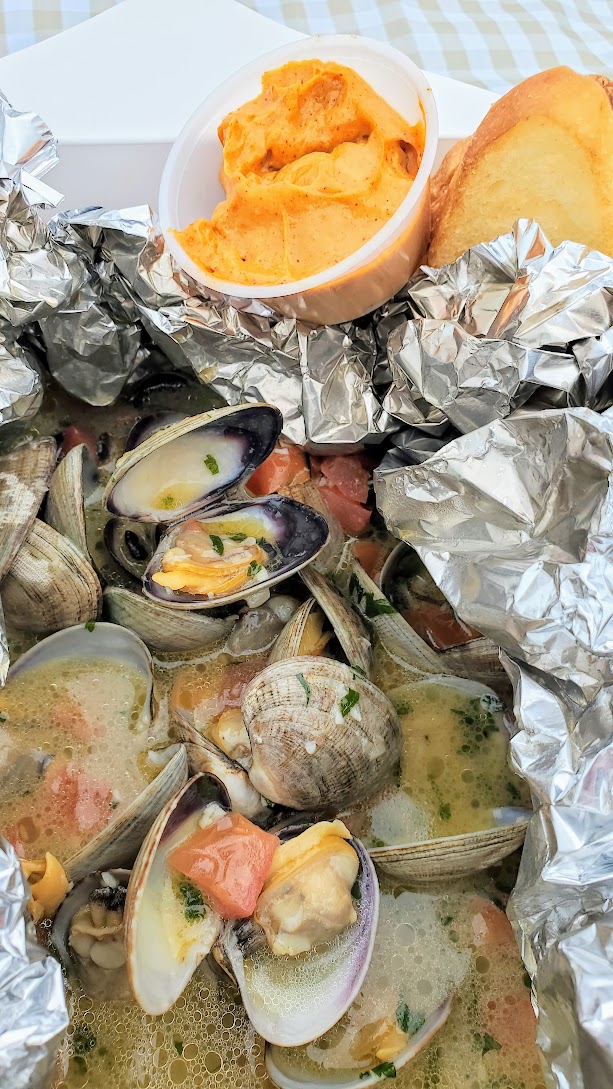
376 406 613 1086
505 662 613 1089
384 220 613 436
0 838 68 1089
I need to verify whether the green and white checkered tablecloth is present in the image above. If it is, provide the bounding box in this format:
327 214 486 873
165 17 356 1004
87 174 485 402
1 0 611 93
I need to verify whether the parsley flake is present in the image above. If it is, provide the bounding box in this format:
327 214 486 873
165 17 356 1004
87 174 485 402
397 1002 426 1036
209 534 224 555
296 673 311 705
340 689 360 717
85 620 96 632
247 560 262 578
228 532 248 542
204 454 219 475
178 880 206 923
174 1040 184 1056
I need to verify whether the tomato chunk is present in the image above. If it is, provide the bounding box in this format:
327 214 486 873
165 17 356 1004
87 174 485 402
59 426 98 462
319 455 370 505
319 482 372 535
168 812 279 919
247 443 309 496
353 540 389 580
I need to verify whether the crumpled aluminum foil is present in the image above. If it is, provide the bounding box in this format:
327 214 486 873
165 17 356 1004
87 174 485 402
376 405 613 1087
385 220 613 437
506 662 613 1089
0 839 68 1089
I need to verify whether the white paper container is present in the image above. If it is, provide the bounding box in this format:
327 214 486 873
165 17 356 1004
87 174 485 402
0 0 497 213
159 34 439 324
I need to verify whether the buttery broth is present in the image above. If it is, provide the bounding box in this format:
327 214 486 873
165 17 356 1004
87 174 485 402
0 658 155 862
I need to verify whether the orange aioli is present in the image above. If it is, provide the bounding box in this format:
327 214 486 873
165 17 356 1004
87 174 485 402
174 60 424 286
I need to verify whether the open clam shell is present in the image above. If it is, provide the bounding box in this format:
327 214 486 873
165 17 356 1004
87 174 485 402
103 403 282 523
241 656 401 811
144 497 329 611
51 868 131 1001
366 675 530 883
46 442 98 561
368 815 529 883
0 437 56 580
346 555 442 675
266 996 452 1088
223 824 379 1047
270 568 371 676
8 621 189 881
104 586 237 652
3 519 101 634
125 774 226 1015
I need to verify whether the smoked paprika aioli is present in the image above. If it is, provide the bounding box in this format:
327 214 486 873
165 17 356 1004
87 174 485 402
173 59 424 286
168 812 280 920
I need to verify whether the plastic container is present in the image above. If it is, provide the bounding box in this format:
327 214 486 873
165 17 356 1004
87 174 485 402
159 34 439 326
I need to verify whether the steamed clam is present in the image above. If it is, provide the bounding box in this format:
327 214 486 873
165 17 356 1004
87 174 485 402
102 404 329 611
52 869 131 1000
270 567 372 677
221 817 379 1047
0 437 56 580
241 657 402 811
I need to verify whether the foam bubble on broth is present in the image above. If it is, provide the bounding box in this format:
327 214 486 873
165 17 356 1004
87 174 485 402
0 659 154 862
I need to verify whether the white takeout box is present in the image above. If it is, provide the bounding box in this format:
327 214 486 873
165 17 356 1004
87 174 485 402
0 0 497 212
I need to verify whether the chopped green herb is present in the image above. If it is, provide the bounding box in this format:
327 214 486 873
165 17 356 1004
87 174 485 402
228 532 248 542
351 664 367 678
348 574 396 618
204 454 219 475
209 534 224 556
256 536 269 548
474 1032 502 1056
397 1002 426 1036
262 797 275 808
161 494 175 509
178 880 206 923
85 620 96 632
372 1062 397 1079
394 702 413 716
296 673 311 706
439 802 452 821
506 779 521 802
174 1040 184 1056
371 836 386 848
441 915 453 927
340 689 360 717
109 800 119 810
72 1025 97 1056
247 561 262 578
359 1074 371 1081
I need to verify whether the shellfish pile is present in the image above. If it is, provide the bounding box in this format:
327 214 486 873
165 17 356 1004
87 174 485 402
0 395 533 1089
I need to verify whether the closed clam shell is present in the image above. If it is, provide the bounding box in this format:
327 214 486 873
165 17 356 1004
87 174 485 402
2 519 101 633
104 586 236 652
368 817 530 883
242 656 402 811
0 437 56 580
46 442 98 560
269 598 319 665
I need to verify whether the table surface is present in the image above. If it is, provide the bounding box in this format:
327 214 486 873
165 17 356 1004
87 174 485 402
0 0 611 92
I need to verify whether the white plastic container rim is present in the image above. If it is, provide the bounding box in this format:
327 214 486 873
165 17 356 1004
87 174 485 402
159 34 440 301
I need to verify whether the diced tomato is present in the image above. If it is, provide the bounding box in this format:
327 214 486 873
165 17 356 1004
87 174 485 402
470 897 516 951
319 482 372 536
50 698 95 742
247 443 310 496
353 540 389 581
318 455 370 505
44 763 113 835
405 600 479 651
59 426 97 462
483 989 537 1052
221 659 268 707
168 812 279 919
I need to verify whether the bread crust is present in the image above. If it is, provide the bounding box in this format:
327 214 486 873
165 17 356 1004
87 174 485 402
427 67 613 267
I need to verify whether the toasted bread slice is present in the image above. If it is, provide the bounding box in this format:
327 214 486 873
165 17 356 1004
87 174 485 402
427 67 613 266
